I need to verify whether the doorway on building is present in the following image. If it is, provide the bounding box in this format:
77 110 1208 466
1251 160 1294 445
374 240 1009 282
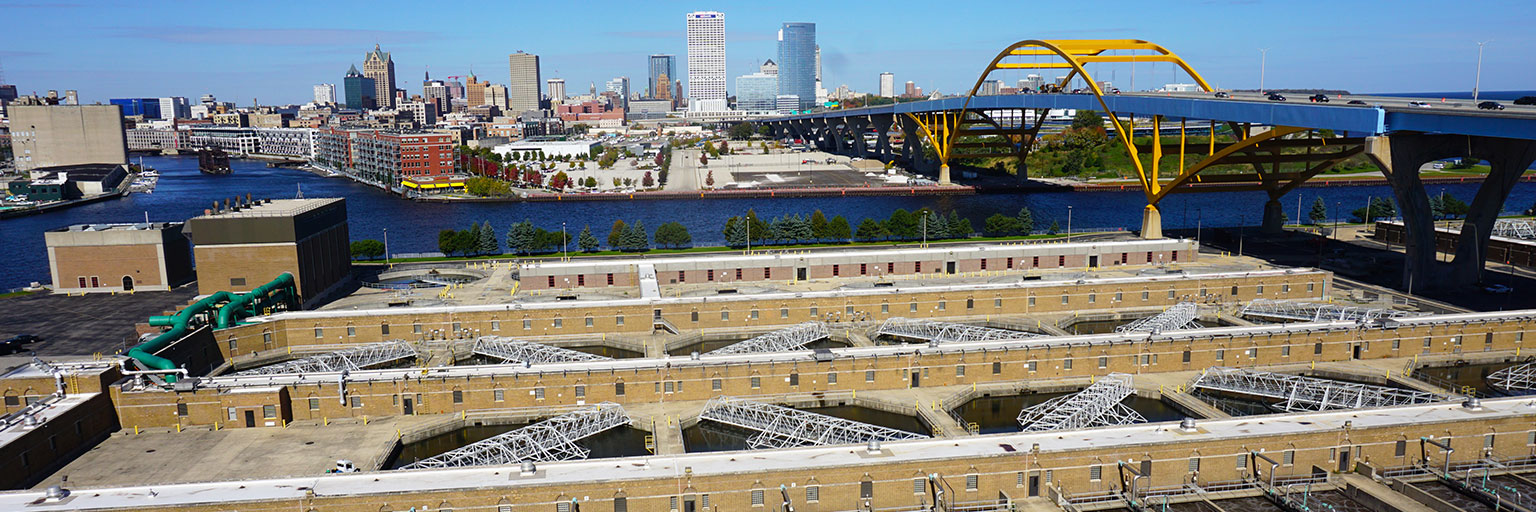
910 370 921 387
403 397 414 415
243 410 255 428
122 276 134 291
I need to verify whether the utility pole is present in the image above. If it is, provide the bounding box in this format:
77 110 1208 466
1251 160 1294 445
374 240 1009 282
1258 48 1269 94
383 228 390 268
1067 206 1073 243
1473 41 1488 103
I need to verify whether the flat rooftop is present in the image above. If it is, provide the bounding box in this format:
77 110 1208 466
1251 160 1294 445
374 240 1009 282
49 222 179 233
188 197 340 220
4 395 1529 511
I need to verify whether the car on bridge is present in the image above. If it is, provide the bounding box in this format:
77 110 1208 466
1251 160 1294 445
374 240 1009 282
1409 101 1432 108
1309 94 1330 103
1348 100 1368 105
1214 91 1230 98
1267 93 1286 102
1478 101 1505 111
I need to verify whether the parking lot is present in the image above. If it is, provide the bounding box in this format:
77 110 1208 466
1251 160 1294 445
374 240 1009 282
0 286 198 357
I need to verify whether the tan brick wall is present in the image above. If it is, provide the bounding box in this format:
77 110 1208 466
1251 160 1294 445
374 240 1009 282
43 406 1536 512
52 244 164 291
219 272 1331 357
194 244 299 296
0 393 118 489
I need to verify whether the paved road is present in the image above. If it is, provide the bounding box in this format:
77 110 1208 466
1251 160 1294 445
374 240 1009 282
1142 90 1536 115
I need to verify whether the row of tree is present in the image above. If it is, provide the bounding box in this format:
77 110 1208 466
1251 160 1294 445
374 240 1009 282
438 222 501 256
721 210 853 247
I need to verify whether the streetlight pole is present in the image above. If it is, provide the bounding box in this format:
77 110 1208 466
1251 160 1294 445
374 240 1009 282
1473 41 1488 103
383 228 390 268
1067 206 1073 243
1258 48 1269 94
561 222 568 262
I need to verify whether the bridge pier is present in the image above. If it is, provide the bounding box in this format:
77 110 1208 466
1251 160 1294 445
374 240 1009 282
872 115 894 163
1141 205 1163 239
1367 134 1536 290
849 117 871 158
1261 199 1286 235
1449 137 1536 285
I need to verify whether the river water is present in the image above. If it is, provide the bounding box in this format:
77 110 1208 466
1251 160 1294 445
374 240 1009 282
4 154 1535 290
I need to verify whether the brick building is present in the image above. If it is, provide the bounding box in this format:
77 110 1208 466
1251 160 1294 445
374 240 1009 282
313 128 456 191
43 222 194 293
184 197 351 307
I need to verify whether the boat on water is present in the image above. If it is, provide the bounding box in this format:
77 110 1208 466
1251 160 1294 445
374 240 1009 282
198 148 231 175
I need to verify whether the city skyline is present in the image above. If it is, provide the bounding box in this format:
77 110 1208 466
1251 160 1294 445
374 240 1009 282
2 0 1533 106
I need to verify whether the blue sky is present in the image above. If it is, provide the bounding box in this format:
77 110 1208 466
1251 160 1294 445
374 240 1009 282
2 0 1531 105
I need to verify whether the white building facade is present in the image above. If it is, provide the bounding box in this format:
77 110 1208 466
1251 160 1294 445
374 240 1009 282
313 84 337 105
686 11 727 112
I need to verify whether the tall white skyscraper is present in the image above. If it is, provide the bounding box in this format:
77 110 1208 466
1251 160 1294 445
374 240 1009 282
312 84 336 105
686 11 727 112
879 73 895 97
158 96 190 120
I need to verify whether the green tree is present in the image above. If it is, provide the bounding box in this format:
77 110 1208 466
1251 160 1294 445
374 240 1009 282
577 225 599 252
1440 194 1469 218
1017 207 1035 234
809 210 830 241
984 214 1021 236
607 220 629 250
1071 110 1105 130
855 218 889 241
827 215 852 242
924 210 948 240
886 209 918 239
723 216 748 248
438 229 461 256
467 223 483 254
1351 198 1397 223
789 214 813 242
949 211 973 238
506 221 537 255
477 221 498 255
1308 197 1328 225
703 140 719 158
642 171 655 188
1048 220 1061 235
729 123 754 140
655 222 692 249
625 221 649 251
349 239 386 260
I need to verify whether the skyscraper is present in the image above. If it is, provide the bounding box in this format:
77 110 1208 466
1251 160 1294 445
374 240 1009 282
605 77 629 110
777 23 815 111
159 97 190 120
466 73 487 107
735 71 777 111
686 11 726 112
547 78 566 106
363 44 396 109
343 65 376 110
879 73 895 98
507 51 541 114
647 55 676 100
313 84 336 105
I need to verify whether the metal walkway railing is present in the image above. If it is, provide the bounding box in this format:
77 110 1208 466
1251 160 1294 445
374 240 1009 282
402 402 630 469
1190 367 1445 412
1017 373 1145 432
234 340 417 376
698 396 927 449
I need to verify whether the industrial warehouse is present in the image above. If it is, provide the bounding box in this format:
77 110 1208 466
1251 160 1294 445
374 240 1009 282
1 235 1535 512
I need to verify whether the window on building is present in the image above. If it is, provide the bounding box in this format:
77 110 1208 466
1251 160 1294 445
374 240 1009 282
263 405 277 418
309 398 320 410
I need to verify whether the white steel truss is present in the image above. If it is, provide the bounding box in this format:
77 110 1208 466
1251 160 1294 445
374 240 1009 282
697 396 928 449
1017 373 1146 432
1491 219 1536 240
706 322 830 355
876 317 1040 344
233 340 417 376
1189 367 1445 412
1488 362 1536 392
1116 302 1201 334
1239 299 1425 323
471 337 612 364
402 403 630 469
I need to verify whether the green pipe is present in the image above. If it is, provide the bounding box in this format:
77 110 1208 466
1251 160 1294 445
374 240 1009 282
126 272 296 383
216 272 295 328
126 291 233 383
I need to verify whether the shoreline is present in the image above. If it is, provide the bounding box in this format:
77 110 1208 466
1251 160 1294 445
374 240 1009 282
1063 173 1536 191
414 184 977 202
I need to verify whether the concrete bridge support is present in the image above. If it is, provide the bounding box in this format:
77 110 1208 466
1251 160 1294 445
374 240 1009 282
849 117 871 158
1367 134 1536 290
872 115 894 163
1261 198 1286 235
